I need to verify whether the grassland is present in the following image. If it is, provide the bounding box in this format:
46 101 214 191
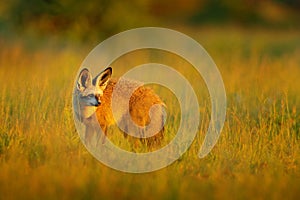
0 27 299 199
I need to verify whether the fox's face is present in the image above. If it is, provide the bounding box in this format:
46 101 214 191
76 67 112 107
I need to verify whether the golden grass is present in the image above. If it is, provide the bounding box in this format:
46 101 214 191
0 27 299 199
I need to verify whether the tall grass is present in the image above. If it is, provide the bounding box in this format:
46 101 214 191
0 27 299 199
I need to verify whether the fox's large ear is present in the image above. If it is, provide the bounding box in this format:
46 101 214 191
93 67 112 90
77 68 92 92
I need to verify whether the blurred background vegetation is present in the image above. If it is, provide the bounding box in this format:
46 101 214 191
0 0 299 43
0 1 299 199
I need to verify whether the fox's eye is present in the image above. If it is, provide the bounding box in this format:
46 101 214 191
88 94 94 98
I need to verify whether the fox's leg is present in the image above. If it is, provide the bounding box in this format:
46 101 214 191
100 124 107 144
154 111 165 144
121 119 128 138
139 127 147 145
85 114 102 147
159 114 165 140
85 123 94 146
146 108 165 147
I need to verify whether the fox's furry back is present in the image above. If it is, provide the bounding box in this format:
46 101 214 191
95 78 165 141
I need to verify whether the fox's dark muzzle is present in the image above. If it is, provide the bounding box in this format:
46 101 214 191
94 95 101 107
94 101 101 107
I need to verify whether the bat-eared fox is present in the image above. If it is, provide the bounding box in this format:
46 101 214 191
74 67 165 146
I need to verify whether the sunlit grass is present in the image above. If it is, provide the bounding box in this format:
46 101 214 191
0 27 299 199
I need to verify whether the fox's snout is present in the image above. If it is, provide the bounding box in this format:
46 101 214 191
88 94 101 107
91 101 101 107
94 95 101 107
